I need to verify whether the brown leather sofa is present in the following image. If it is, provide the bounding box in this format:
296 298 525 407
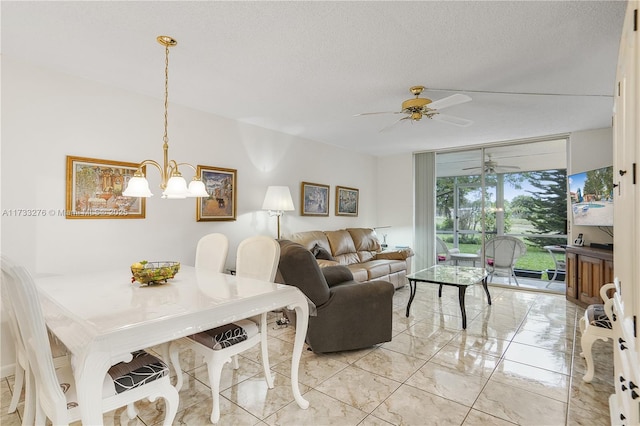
277 240 394 353
286 228 413 289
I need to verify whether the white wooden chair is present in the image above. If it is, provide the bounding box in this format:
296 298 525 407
1 256 179 426
195 233 230 272
169 235 280 424
579 282 617 382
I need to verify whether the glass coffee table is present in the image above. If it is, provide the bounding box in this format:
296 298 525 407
406 265 491 329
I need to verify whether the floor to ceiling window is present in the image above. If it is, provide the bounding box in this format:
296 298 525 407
435 138 568 293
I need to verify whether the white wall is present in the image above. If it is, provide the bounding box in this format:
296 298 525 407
568 127 614 245
0 57 380 375
375 154 414 248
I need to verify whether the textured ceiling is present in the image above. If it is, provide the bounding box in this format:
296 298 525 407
1 1 627 157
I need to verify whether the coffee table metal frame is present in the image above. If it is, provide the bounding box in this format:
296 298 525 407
405 265 491 329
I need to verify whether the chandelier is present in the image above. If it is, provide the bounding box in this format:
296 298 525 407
123 36 208 199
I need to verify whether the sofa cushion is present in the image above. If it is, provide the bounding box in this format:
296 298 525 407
347 228 380 263
346 265 369 282
287 231 331 252
325 230 359 265
359 260 392 280
311 243 335 261
388 259 406 274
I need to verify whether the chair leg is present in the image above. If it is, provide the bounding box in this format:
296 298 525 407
207 360 226 424
169 341 184 391
259 312 274 388
161 383 180 426
22 366 35 426
581 331 597 382
510 268 520 286
8 359 24 413
126 403 138 420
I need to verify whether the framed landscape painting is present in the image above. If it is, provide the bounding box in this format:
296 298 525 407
336 186 359 216
65 155 145 219
196 165 237 221
301 182 329 216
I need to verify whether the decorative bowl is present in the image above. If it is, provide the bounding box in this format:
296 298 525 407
131 261 180 285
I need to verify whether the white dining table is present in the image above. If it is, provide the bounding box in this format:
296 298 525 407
35 265 310 425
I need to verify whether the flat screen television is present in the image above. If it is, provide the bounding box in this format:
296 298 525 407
568 165 614 227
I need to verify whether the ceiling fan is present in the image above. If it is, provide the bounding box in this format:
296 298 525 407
462 154 521 174
354 85 473 131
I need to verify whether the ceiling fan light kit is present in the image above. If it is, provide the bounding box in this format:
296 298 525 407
356 85 473 130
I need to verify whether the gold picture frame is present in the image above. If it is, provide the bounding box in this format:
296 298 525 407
65 155 146 219
336 186 359 217
196 165 237 221
301 181 330 216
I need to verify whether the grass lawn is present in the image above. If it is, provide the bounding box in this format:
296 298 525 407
457 243 562 279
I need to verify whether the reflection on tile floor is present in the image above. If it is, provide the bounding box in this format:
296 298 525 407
1 284 613 425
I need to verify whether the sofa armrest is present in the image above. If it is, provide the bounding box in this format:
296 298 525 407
321 265 354 288
375 247 414 260
319 280 394 314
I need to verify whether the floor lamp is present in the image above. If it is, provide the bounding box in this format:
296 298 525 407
262 186 295 239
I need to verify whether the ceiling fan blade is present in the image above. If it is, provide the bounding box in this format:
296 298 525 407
379 116 411 133
353 111 402 117
427 94 472 110
431 113 473 127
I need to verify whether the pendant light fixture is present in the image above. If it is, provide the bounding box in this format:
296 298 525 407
123 36 208 199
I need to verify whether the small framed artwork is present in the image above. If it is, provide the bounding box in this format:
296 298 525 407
196 165 237 221
336 186 359 217
301 181 330 216
66 155 145 219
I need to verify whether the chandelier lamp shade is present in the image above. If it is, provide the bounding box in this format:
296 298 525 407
262 186 295 239
122 36 208 199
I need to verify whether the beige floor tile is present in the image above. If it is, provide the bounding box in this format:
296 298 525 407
406 361 488 407
448 333 511 358
171 394 261 426
381 331 448 360
316 365 401 413
371 384 470 426
429 343 501 378
502 341 572 375
359 414 395 426
220 371 311 420
491 359 570 403
264 389 366 426
353 348 426 383
270 349 349 387
474 380 566 425
462 409 517 425
512 327 574 353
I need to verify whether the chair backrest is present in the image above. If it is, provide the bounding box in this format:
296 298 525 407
195 233 229 272
1 256 68 422
436 237 449 256
484 236 527 268
236 235 280 282
277 240 331 307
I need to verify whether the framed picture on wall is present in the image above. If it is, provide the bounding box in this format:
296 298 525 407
301 181 329 216
65 155 145 219
336 186 359 217
196 165 237 221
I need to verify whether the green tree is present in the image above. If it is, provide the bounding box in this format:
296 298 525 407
510 195 536 218
584 167 614 201
522 169 568 246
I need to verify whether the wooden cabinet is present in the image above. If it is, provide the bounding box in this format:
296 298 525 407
565 245 614 308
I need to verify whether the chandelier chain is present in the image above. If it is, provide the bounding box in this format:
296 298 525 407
163 44 170 143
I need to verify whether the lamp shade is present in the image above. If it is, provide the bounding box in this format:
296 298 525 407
187 179 209 197
262 186 294 211
123 176 153 197
162 176 189 199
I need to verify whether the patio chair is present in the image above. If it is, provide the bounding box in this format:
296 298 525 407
484 236 527 285
436 236 460 264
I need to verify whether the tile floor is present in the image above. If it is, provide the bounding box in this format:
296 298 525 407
1 283 614 425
